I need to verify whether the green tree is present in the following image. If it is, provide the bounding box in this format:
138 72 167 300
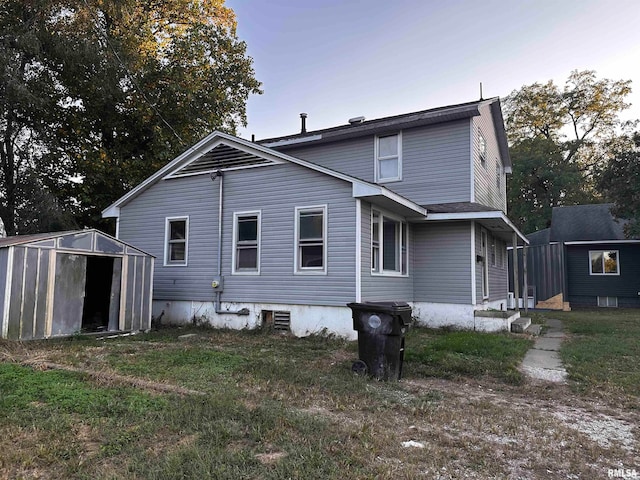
0 0 261 235
508 138 584 232
504 70 632 233
597 132 640 237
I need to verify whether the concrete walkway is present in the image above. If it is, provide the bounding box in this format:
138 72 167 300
521 318 567 383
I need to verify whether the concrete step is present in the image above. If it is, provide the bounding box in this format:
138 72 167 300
511 317 531 333
525 324 543 336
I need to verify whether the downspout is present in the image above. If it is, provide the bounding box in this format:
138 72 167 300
210 170 249 316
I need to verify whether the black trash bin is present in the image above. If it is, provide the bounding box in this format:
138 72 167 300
348 301 412 381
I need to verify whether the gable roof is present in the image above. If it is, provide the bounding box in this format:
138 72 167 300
259 97 512 171
526 204 635 244
102 131 427 219
549 204 628 242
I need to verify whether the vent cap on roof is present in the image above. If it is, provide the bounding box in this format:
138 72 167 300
348 116 365 125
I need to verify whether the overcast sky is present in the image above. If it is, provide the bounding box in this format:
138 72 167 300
227 0 640 140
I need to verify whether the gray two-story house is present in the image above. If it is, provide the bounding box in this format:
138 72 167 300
103 97 528 338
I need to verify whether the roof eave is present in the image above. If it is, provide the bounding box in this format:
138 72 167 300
262 103 483 149
424 210 529 244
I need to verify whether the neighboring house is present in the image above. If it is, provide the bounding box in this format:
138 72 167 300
512 204 640 310
103 98 528 338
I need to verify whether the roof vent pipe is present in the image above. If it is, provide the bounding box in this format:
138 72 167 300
348 116 365 125
300 112 307 133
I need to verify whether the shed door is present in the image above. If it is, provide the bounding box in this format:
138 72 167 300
51 253 87 336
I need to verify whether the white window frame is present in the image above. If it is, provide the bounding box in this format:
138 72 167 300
164 216 189 266
232 210 261 275
481 228 489 299
371 209 408 277
589 250 620 276
597 296 618 307
478 130 487 167
490 235 497 267
374 132 402 183
294 205 327 275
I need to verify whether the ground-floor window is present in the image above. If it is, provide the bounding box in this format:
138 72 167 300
589 250 619 275
295 205 327 273
233 211 261 274
371 209 407 275
164 216 189 266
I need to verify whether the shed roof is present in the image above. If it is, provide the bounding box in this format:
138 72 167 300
0 229 153 256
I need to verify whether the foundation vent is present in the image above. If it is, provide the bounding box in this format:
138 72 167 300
261 310 291 332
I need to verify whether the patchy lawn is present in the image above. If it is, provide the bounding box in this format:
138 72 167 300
0 321 638 479
537 308 640 398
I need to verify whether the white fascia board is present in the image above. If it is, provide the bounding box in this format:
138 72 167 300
101 130 358 218
352 182 427 216
426 211 529 244
261 134 323 148
564 240 640 245
103 205 120 219
101 130 225 217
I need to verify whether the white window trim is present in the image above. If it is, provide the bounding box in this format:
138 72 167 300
490 235 497 268
164 216 189 267
294 204 327 275
232 210 261 275
371 208 409 277
374 132 402 183
478 129 487 167
589 250 620 276
481 228 489 299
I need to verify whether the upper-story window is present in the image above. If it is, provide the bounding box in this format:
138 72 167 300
496 162 501 189
478 130 487 167
164 216 189 266
375 133 402 182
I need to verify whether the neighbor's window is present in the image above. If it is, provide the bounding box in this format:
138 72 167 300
233 212 260 274
295 205 326 273
375 133 401 182
479 130 487 166
165 217 188 266
597 296 618 307
371 209 408 275
589 250 619 275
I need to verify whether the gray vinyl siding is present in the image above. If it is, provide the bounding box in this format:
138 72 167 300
359 202 414 301
473 104 507 211
283 136 373 182
566 244 640 308
488 237 508 303
474 225 508 303
119 162 357 306
281 120 472 206
393 121 471 205
413 222 472 304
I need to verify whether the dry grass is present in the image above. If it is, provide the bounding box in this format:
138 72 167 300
1 325 639 479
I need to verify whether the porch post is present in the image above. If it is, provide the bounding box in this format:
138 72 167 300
523 243 528 314
512 232 519 312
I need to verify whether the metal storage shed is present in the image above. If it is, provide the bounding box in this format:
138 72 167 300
0 229 154 340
